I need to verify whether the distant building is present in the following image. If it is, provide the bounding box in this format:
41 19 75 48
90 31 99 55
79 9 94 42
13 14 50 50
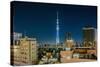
65 32 75 50
82 26 97 47
13 32 22 45
13 32 22 40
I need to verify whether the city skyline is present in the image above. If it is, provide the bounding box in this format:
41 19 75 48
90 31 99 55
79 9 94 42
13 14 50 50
12 1 97 44
11 1 97 66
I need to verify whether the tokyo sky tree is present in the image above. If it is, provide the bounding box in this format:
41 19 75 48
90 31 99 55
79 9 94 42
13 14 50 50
56 11 60 45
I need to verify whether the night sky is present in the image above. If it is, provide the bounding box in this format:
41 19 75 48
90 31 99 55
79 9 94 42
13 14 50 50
12 1 97 44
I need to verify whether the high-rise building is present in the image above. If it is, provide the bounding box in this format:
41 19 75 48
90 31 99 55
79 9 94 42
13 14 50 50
82 26 97 47
65 32 74 50
19 36 38 65
56 11 60 45
11 35 38 65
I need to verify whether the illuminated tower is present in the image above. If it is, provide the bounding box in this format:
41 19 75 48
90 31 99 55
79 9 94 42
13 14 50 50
56 11 60 45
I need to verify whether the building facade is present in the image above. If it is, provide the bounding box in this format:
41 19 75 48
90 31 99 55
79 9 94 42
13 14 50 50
11 35 38 65
12 32 22 45
65 32 75 49
82 26 97 47
19 36 38 65
11 45 20 65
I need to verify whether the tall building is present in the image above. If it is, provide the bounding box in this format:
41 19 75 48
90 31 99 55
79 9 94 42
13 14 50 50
11 35 38 65
19 36 38 65
11 32 22 65
56 11 60 45
82 26 97 47
65 32 74 50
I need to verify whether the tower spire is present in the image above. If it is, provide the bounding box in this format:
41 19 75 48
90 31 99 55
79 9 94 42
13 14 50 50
56 11 60 45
